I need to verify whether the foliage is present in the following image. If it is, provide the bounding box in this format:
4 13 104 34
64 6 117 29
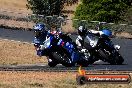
27 0 79 16
27 0 63 16
120 7 132 24
75 0 132 23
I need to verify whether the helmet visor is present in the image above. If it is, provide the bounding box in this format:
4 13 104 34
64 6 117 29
34 31 41 37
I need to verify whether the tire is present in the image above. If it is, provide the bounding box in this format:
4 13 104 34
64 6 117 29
89 56 99 64
48 61 57 67
77 56 89 67
97 40 124 65
47 55 58 67
98 49 109 61
52 52 62 62
61 53 74 67
62 63 75 67
76 76 86 85
78 52 98 66
52 51 74 67
116 55 124 64
109 52 124 65
99 49 124 65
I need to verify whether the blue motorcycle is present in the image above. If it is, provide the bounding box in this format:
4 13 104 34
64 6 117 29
37 32 92 67
83 29 124 65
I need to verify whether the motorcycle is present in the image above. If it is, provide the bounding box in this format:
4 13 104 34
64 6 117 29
57 34 93 67
37 32 92 67
82 30 124 65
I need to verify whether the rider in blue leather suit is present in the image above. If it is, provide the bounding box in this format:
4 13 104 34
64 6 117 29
33 23 48 56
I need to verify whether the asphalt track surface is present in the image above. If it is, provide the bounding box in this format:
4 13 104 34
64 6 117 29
0 28 132 71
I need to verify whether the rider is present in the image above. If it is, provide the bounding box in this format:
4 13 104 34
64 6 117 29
33 23 48 56
47 24 73 43
76 26 112 50
47 25 62 37
76 26 87 49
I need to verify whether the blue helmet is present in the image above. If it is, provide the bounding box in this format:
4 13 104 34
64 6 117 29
101 29 112 37
34 23 46 31
34 23 46 37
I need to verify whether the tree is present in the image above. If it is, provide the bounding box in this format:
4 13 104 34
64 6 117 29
27 0 64 16
27 0 79 16
75 0 132 23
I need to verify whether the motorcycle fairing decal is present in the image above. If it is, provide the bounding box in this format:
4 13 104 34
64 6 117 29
43 36 53 49
57 39 65 46
57 39 63 45
61 41 79 62
64 42 74 53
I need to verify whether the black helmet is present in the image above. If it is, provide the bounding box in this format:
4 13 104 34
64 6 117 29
78 26 87 36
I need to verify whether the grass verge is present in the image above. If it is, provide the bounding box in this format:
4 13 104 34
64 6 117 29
0 71 131 88
0 39 46 65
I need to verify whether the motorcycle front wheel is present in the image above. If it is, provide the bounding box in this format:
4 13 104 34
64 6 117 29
52 51 74 67
109 51 124 65
47 56 58 67
98 49 124 65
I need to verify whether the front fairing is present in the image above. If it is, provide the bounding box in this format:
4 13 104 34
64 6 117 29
57 38 80 63
85 33 99 48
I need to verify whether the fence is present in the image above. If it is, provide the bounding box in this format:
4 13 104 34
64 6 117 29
0 9 34 30
0 9 68 30
73 20 132 34
0 9 132 34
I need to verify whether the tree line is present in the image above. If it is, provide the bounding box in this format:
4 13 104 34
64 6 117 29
26 0 79 16
26 0 132 24
75 0 132 23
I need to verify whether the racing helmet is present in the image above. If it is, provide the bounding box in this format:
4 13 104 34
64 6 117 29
33 23 46 37
101 29 112 37
78 26 87 36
